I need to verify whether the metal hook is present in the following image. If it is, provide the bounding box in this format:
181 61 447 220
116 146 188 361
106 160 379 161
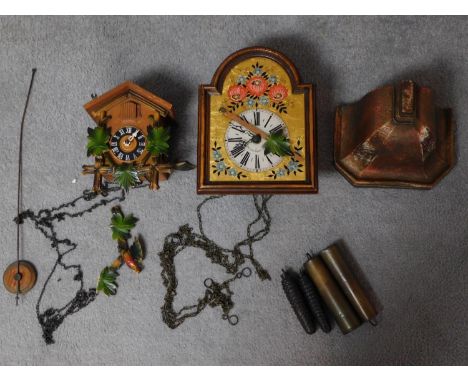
222 313 239 326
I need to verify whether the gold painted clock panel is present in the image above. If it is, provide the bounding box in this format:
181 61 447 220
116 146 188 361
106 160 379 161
198 47 317 194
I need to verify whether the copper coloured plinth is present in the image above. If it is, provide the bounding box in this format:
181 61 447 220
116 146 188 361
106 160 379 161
334 80 455 189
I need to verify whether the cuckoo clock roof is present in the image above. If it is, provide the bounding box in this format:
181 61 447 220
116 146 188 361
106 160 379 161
83 81 175 123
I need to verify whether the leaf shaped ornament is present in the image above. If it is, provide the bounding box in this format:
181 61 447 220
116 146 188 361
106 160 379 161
147 126 170 156
97 267 119 296
114 165 140 192
264 131 293 157
86 126 110 156
110 211 137 241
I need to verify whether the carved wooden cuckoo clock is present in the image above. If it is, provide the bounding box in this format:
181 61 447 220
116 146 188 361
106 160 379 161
197 46 317 194
83 81 192 193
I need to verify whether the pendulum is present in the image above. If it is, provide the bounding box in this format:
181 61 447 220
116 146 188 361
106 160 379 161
3 68 38 304
3 69 38 303
3 261 37 296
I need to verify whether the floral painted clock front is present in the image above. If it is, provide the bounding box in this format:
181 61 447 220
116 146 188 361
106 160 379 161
198 47 317 194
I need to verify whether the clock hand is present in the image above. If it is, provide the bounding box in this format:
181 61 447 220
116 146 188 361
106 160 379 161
124 130 139 146
220 107 303 161
239 136 254 149
219 107 268 140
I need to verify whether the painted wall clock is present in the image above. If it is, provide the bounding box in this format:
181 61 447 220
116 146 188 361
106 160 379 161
197 46 317 194
82 81 186 193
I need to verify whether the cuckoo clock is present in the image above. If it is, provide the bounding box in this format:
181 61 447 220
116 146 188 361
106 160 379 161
197 46 317 194
82 81 176 192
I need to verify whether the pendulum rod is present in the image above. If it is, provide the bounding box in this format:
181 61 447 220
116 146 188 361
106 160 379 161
14 68 37 305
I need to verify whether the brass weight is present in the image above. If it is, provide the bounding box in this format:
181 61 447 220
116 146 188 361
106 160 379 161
304 254 361 334
320 244 378 324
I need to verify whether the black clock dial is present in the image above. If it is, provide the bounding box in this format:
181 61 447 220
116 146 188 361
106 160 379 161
109 126 146 162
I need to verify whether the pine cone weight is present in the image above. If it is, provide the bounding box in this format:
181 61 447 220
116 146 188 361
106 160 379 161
299 268 331 333
281 269 317 334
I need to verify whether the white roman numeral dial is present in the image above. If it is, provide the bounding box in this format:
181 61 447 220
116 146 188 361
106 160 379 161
224 109 288 172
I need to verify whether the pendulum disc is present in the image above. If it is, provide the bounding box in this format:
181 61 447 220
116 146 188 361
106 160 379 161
3 260 37 294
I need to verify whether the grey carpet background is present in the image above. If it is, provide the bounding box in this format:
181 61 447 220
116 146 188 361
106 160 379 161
0 16 467 365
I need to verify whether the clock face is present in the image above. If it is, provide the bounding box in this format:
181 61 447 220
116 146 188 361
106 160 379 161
109 126 146 162
207 58 308 182
225 109 287 172
198 47 317 194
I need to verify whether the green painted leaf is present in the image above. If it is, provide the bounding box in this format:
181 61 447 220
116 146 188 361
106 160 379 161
114 165 140 192
86 126 109 156
97 266 119 296
130 236 144 264
264 132 293 157
146 126 170 156
110 211 137 240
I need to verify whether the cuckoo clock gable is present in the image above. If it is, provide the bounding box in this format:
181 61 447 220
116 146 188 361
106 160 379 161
83 81 175 134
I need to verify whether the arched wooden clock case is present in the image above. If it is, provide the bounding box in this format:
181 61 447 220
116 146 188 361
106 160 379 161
197 46 317 194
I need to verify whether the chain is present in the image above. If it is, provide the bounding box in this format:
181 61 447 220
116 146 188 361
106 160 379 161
158 195 272 329
15 185 272 342
15 184 146 344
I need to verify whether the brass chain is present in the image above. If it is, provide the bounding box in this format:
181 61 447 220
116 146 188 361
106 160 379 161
158 195 272 328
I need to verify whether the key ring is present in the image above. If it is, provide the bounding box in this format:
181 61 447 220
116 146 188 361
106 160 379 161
222 313 239 326
204 277 214 288
236 267 252 279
